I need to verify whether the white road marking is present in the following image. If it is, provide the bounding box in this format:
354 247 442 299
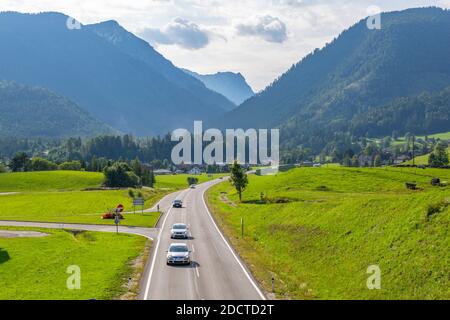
201 183 267 300
195 265 200 278
143 206 172 300
144 190 188 300
192 244 195 253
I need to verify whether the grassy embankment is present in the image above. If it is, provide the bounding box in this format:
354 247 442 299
206 167 450 299
0 171 222 227
402 147 450 166
0 226 147 300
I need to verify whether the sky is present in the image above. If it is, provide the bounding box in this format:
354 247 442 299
1 0 449 91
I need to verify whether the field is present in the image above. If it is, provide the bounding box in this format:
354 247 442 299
0 227 147 300
402 147 450 166
155 173 226 190
206 167 450 299
0 171 176 227
0 171 225 227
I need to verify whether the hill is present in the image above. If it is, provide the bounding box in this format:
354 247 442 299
0 12 234 136
183 69 254 105
0 81 114 138
207 166 450 299
217 8 450 151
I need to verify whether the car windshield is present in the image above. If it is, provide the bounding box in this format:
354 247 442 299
170 245 188 253
174 200 182 203
173 225 186 230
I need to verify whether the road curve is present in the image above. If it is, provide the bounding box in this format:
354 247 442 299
0 220 159 240
140 178 266 300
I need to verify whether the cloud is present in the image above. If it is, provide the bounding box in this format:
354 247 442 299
140 18 212 50
236 15 287 43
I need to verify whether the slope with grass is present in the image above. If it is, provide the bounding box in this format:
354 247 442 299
0 227 146 299
0 171 104 192
0 171 168 227
206 167 450 299
402 147 450 166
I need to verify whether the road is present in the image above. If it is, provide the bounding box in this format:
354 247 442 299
0 220 159 240
140 178 266 300
0 178 266 300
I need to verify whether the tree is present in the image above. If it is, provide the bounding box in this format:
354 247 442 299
187 177 199 186
141 168 155 188
9 152 30 172
230 161 248 202
351 155 359 167
59 161 82 171
103 162 139 188
29 157 58 171
429 143 449 168
374 154 382 167
0 162 7 173
342 155 351 167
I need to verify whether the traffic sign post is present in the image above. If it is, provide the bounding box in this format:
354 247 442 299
133 198 145 214
114 210 120 234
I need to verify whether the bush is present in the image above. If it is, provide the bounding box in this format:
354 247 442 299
29 157 57 171
59 161 82 171
103 162 140 188
0 163 7 173
128 189 135 198
187 176 199 186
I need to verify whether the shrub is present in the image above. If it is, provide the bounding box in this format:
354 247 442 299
29 157 58 171
59 161 82 171
103 162 140 188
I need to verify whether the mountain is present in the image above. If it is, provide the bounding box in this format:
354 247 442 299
0 12 234 136
0 81 114 138
218 7 450 151
182 69 254 105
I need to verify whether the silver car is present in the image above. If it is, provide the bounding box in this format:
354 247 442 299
171 223 188 239
166 243 191 265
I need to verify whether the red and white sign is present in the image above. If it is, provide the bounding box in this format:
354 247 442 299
116 204 124 213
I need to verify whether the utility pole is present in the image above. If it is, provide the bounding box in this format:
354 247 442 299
412 135 415 167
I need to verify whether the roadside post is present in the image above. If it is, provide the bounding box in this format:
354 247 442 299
133 198 145 214
272 277 275 293
157 204 160 212
115 204 124 234
114 210 120 234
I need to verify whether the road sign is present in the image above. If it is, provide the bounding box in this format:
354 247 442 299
116 204 124 213
133 198 145 214
133 198 145 206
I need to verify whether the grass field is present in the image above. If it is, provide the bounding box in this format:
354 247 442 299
402 147 450 166
0 171 104 192
155 173 226 190
0 171 225 227
206 167 450 299
0 227 147 300
0 171 174 227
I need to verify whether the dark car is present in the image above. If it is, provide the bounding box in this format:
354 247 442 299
173 200 183 208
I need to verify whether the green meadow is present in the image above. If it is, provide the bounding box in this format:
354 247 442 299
0 227 146 300
0 171 176 227
206 167 450 299
154 173 226 190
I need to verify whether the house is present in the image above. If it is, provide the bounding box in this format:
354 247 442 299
393 155 410 165
154 169 173 175
188 167 202 175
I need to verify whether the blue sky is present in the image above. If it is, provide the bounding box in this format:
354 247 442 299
1 0 448 91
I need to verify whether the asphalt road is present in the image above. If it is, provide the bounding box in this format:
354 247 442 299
140 179 266 300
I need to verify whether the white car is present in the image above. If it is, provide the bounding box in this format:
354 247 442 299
171 223 188 239
166 243 191 265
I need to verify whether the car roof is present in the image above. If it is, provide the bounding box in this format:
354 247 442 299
173 223 187 227
174 199 182 202
169 243 188 247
